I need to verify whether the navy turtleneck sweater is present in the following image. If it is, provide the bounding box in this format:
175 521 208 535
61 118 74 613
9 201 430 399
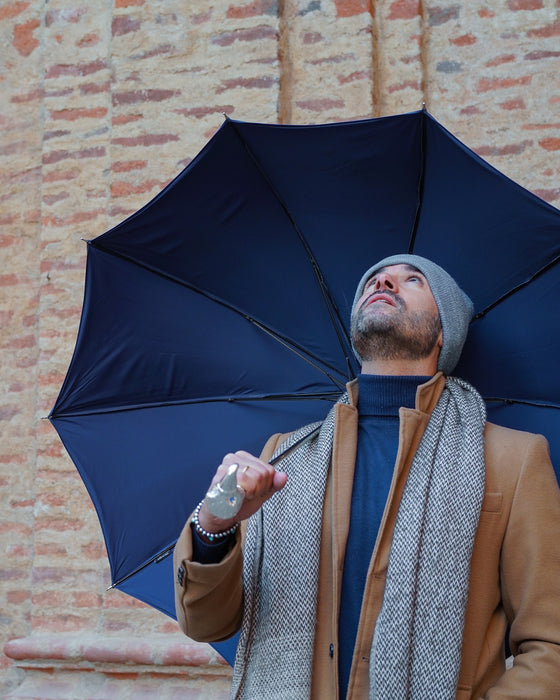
338 374 428 698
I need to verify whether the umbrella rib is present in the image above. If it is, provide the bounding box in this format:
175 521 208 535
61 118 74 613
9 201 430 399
50 391 343 419
227 119 356 381
88 240 348 388
473 254 560 319
484 397 560 410
407 106 427 254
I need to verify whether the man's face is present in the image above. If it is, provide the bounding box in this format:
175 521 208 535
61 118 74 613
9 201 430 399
351 263 442 363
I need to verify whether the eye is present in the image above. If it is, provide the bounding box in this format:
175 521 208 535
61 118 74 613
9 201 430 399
407 274 422 283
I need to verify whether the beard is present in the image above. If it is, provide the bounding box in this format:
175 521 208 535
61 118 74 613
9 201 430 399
351 293 442 364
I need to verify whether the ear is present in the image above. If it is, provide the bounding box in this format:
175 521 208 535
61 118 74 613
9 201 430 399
437 328 443 349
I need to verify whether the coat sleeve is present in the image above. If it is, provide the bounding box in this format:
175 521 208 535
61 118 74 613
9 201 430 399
486 433 560 699
173 432 287 643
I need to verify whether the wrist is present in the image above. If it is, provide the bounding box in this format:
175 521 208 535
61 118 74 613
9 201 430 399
192 501 239 543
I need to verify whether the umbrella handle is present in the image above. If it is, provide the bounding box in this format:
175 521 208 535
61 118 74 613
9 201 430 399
204 463 245 519
204 423 323 520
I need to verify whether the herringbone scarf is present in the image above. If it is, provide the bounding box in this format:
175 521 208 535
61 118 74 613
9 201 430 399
231 378 486 700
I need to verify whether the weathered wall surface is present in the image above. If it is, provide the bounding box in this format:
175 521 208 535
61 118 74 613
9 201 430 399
1 0 559 697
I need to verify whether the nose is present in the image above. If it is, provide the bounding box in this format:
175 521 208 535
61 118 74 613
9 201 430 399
373 271 396 292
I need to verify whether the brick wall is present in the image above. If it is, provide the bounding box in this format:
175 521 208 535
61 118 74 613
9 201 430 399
1 1 559 697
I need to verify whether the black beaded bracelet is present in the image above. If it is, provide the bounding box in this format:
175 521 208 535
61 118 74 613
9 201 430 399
191 501 239 542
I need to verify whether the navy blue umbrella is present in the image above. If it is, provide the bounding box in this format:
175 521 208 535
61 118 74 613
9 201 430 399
49 109 560 663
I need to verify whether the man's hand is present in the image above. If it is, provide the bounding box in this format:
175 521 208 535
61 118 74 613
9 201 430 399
197 450 288 534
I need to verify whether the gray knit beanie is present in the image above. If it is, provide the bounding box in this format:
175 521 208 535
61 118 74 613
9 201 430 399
351 254 474 375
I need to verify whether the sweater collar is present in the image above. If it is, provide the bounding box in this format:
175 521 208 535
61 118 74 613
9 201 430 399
357 374 430 417
347 372 446 415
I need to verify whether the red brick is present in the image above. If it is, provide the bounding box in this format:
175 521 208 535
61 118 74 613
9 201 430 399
388 80 421 93
10 498 34 508
0 1 29 20
112 133 179 147
485 54 515 67
35 543 68 556
80 81 111 95
428 5 460 25
508 0 543 8
111 179 166 197
476 75 531 92
112 16 141 36
0 522 32 536
521 122 560 130
0 568 27 581
303 32 322 44
527 20 560 37
112 89 179 105
35 517 85 532
76 32 100 47
49 107 108 121
44 129 71 140
217 25 277 46
450 33 476 46
475 139 532 156
175 104 234 118
42 168 80 182
0 406 20 420
216 76 277 93
0 234 16 247
227 0 278 18
73 592 103 608
11 87 44 103
112 113 143 125
45 7 87 26
33 614 93 633
334 0 370 17
500 98 526 110
7 590 30 604
42 192 70 206
82 542 106 559
12 19 39 56
295 98 345 111
45 60 107 78
32 591 67 607
539 137 560 151
338 70 370 84
387 0 420 20
112 159 147 172
525 50 560 60
192 10 213 25
478 8 495 17
534 187 560 202
43 146 106 164
211 25 277 47
42 209 102 227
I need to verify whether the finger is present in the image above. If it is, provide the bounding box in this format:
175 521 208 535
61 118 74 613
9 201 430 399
272 471 288 492
237 464 276 497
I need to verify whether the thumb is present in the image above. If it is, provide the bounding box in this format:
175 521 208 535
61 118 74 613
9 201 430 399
272 471 288 492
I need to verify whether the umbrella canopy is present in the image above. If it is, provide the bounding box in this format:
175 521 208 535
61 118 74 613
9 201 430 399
50 109 560 663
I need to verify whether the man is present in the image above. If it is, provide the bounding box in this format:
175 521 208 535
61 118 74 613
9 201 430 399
174 254 560 699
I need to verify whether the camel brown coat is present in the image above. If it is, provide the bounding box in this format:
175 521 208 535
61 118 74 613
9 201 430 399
174 374 560 699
